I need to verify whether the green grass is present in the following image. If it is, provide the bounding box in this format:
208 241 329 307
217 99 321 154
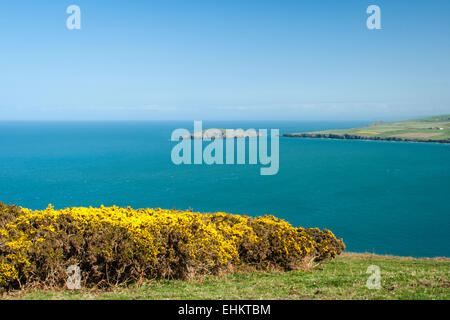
3 253 449 300
286 115 450 141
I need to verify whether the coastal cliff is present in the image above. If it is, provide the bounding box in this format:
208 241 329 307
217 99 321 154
283 132 450 144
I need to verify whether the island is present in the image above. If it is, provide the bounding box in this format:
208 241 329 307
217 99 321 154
283 115 450 143
184 128 259 139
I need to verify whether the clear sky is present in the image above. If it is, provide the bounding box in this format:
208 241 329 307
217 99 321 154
1 0 449 121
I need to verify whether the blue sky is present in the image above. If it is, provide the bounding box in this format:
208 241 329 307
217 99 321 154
0 0 449 120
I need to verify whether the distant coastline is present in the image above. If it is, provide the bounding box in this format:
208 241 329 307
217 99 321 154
283 115 450 144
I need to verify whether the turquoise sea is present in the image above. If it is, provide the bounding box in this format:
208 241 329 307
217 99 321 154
1 121 449 257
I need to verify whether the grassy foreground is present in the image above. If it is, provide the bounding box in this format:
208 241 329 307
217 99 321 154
3 253 449 300
284 114 450 142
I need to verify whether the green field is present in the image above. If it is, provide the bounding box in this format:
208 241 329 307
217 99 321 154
284 115 450 142
4 253 449 300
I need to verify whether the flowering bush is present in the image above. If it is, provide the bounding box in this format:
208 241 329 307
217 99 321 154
0 202 344 289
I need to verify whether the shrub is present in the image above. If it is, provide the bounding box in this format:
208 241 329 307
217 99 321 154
0 203 344 289
305 227 346 261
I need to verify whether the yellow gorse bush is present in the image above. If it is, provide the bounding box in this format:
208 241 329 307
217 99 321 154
0 202 344 289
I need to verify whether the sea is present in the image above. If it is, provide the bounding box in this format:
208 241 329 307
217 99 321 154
1 121 449 257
